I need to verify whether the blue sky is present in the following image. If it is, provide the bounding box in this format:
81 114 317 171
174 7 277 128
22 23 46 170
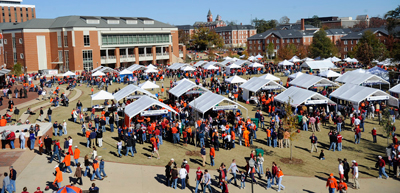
26 0 398 25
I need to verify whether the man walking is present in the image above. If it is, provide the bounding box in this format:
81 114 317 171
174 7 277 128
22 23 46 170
47 107 52 123
326 173 337 193
352 160 360 189
343 158 350 183
194 167 203 193
202 169 212 193
9 166 16 193
201 145 206 167
227 159 239 185
310 133 318 153
377 155 389 179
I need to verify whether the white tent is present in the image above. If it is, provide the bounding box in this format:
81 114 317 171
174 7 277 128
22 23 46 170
169 80 209 97
335 71 389 85
248 56 256 61
146 64 157 69
389 84 400 94
331 56 341 62
124 96 178 119
318 70 342 78
300 60 336 71
227 63 241 69
99 66 115 73
240 77 286 100
289 73 339 89
234 60 252 66
378 58 397 66
289 56 301 63
220 59 234 66
372 59 380 63
255 54 263 59
278 60 294 66
330 84 398 107
63 71 76 76
127 64 146 71
92 71 106 76
144 68 159 73
168 63 187 70
113 84 157 101
239 55 245 58
91 90 114 101
176 78 191 85
181 66 195 71
204 65 219 70
343 57 353 62
189 92 247 116
249 62 264 68
352 69 366 73
119 69 133 75
275 86 336 107
203 61 224 68
259 73 280 81
224 56 232 60
302 57 314 62
194 61 208 67
225 75 247 84
231 58 239 61
139 81 160 90
289 72 304 79
91 66 104 73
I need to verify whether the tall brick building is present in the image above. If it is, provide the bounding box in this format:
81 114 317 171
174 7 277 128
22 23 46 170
0 16 185 73
0 0 35 23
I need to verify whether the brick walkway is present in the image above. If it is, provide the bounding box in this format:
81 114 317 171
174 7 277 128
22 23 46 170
0 151 23 167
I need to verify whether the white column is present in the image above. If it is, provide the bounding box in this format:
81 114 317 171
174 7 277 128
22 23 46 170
126 48 128 58
106 49 109 58
144 47 147 57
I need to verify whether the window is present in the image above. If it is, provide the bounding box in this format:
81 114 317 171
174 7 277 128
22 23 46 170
351 40 353 45
292 39 294 43
351 47 353 51
277 45 280 50
277 39 279 43
344 40 347 45
297 39 300 43
58 51 63 62
258 46 261 50
64 35 68 47
84 35 90 46
82 50 93 71
267 39 270 43
12 37 15 49
344 47 348 52
286 39 289 43
57 35 62 47
64 51 69 70
272 40 274 43
101 34 170 45
13 52 17 63
249 41 252 44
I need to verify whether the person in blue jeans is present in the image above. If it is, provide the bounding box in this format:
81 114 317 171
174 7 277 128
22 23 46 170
179 165 187 189
84 155 91 177
203 169 212 193
240 171 246 189
99 159 107 177
171 166 178 189
265 168 272 189
272 130 277 148
377 156 389 179
1 172 12 193
29 131 35 150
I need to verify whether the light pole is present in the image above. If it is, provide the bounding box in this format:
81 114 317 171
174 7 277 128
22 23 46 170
249 158 255 193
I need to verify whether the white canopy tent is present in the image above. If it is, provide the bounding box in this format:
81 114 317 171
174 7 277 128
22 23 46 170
189 92 248 117
249 62 264 68
225 75 247 84
127 64 146 71
224 56 232 60
227 63 241 69
203 62 223 68
318 70 342 78
91 66 104 73
176 78 191 85
275 86 336 107
330 84 398 107
389 84 400 94
239 55 245 58
146 64 157 69
255 54 263 59
168 80 209 98
278 60 294 66
240 77 286 101
63 71 76 76
144 68 159 73
92 71 106 77
168 63 188 70
300 60 336 71
98 67 115 73
139 81 160 90
113 84 157 101
119 69 133 75
124 95 178 119
219 59 234 66
233 60 252 66
194 61 208 67
181 66 195 71
289 74 339 89
288 72 304 79
343 57 353 62
378 58 398 66
248 56 256 61
335 71 389 86
289 56 301 63
259 73 280 81
302 57 314 62
91 90 114 101
203 65 219 70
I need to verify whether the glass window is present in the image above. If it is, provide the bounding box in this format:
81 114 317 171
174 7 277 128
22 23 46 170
58 50 63 62
277 39 279 43
57 35 62 47
64 35 68 47
82 50 93 71
13 52 17 63
64 51 69 70
84 35 90 46
12 37 15 49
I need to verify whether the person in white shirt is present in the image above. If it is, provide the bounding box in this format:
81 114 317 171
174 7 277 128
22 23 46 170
338 160 344 180
42 90 46 101
19 130 26 149
179 165 188 189
352 160 360 189
63 121 67 135
68 136 73 154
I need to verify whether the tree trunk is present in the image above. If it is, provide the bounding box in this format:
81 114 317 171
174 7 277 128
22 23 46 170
290 140 293 160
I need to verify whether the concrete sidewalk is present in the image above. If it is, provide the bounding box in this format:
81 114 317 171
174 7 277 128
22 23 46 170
11 152 400 193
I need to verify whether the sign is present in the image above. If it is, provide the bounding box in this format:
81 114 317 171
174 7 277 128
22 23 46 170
261 86 282 90
367 96 389 101
313 84 334 87
186 90 205 95
213 105 238 111
305 100 328 105
140 109 168 116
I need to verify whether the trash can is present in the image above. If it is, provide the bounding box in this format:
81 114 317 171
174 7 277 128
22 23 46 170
251 118 259 128
255 148 264 157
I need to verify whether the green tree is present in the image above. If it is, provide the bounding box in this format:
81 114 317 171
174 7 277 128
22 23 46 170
385 5 400 61
279 16 290 24
252 18 278 33
355 30 388 63
278 44 297 60
226 20 238 26
266 43 275 59
311 15 322 28
282 97 298 160
310 29 337 58
12 63 23 76
380 106 393 145
191 27 224 50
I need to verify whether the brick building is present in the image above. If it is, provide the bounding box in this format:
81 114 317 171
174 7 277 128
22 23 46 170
214 25 256 47
0 16 185 73
0 0 35 23
193 9 226 30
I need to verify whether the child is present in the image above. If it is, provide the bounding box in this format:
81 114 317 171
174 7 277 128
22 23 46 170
240 171 246 189
318 150 325 160
265 168 272 189
74 162 83 185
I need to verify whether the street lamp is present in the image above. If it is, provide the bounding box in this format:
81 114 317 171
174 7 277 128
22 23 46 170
249 158 255 193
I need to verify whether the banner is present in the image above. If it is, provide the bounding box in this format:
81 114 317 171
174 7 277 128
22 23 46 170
186 90 205 95
213 105 238 111
305 100 327 105
140 109 168 116
367 96 389 101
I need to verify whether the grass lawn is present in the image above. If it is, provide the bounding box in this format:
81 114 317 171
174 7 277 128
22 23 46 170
47 71 396 178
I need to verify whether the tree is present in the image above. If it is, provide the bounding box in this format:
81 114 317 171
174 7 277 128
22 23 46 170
266 43 275 59
191 27 224 50
279 16 290 24
278 44 297 60
355 30 388 63
369 16 387 28
385 5 400 37
226 20 238 26
178 29 191 47
311 15 322 28
380 106 393 145
353 21 369 30
12 63 23 76
242 50 249 59
252 18 278 33
296 45 309 58
282 97 298 160
310 29 337 58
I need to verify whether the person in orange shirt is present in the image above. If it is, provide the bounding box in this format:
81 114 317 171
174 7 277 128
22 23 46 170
326 173 338 193
73 146 80 166
62 152 72 173
53 166 63 188
266 127 272 147
231 130 236 149
91 87 94 95
277 166 285 191
337 179 347 193
210 147 215 166
243 128 250 147
172 126 178 144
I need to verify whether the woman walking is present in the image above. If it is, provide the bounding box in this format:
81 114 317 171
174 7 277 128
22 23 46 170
84 155 91 177
257 153 264 179
116 139 122 158
277 167 285 192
